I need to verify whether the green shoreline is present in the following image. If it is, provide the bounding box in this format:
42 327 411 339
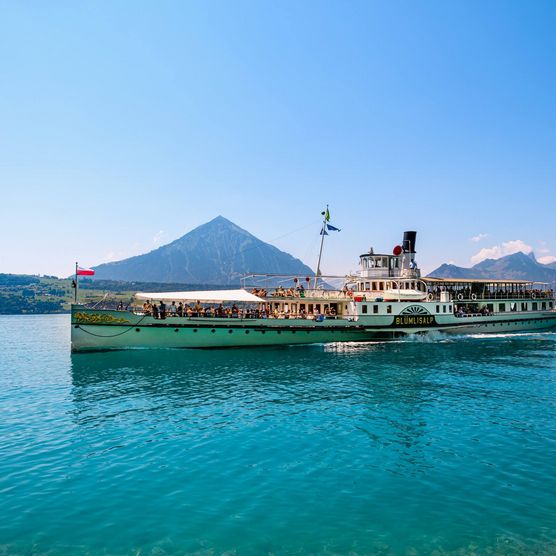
0 274 236 315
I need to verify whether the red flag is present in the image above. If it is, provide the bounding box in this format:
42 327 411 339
77 267 95 276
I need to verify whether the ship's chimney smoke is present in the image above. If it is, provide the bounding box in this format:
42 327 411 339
402 231 417 253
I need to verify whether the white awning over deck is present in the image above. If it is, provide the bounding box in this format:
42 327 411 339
135 289 264 303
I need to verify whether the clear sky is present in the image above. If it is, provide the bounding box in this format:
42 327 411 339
1 0 555 278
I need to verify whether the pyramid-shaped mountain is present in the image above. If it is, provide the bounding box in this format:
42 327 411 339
428 252 556 282
92 216 314 285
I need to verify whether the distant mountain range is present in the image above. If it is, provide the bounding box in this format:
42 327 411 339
428 252 556 283
92 216 314 285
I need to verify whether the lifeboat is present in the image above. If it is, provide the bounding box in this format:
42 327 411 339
383 289 427 301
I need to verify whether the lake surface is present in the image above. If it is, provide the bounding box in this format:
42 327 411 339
1 315 556 555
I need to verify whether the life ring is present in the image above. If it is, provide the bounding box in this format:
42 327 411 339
471 293 477 301
347 290 353 297
427 293 434 301
457 293 463 301
532 293 536 299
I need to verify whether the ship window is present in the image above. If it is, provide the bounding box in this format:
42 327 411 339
387 305 392 314
308 304 313 313
550 302 553 309
487 304 494 313
542 302 547 310
443 305 447 313
436 305 440 313
373 305 378 314
362 305 368 314
499 304 506 312
532 302 538 311
365 282 370 290
379 282 384 290
511 303 517 312
521 303 527 311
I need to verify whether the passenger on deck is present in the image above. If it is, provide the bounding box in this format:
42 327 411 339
170 301 177 316
216 304 224 317
231 304 239 318
143 301 151 315
152 303 159 319
117 301 124 311
177 302 184 317
159 301 166 319
193 300 203 316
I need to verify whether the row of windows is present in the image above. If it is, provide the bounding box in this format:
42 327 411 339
498 301 552 312
361 257 400 270
361 304 392 314
358 301 554 316
358 281 422 292
132 328 343 335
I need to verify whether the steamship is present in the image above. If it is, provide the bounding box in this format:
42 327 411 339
71 231 556 352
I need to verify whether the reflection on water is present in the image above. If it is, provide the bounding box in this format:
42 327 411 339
2 316 556 555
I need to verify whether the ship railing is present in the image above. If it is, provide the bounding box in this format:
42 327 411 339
455 312 492 318
127 310 340 320
426 290 554 301
267 288 353 299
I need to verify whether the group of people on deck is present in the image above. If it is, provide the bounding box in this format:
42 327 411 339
455 304 490 317
269 283 306 298
250 288 267 298
140 299 336 320
142 300 270 320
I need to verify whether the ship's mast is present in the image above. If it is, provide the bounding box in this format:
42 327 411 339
314 206 328 289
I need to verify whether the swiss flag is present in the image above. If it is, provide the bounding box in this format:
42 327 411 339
77 267 95 276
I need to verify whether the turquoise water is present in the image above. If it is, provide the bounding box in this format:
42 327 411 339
1 315 556 555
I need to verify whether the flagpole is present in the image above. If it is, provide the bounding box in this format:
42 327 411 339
314 207 328 289
75 262 78 304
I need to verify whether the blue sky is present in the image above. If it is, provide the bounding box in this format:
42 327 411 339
1 0 555 277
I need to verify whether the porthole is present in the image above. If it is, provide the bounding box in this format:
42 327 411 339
228 330 233 334
193 329 198 333
174 328 179 332
211 329 216 333
277 330 282 334
136 328 140 332
245 330 250 334
292 330 296 334
261 330 266 334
